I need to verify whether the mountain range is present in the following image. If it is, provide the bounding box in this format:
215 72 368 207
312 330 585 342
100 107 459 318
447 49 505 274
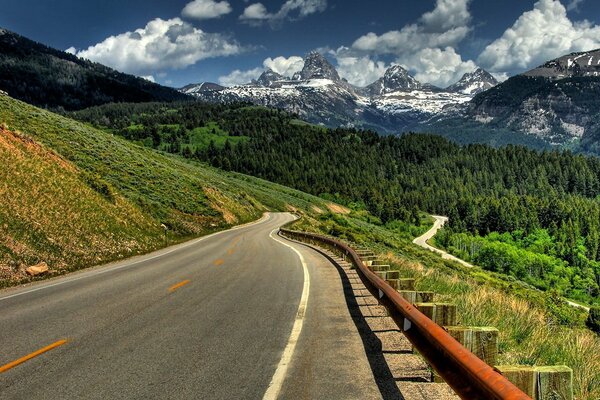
183 49 600 152
181 51 497 134
1 26 600 153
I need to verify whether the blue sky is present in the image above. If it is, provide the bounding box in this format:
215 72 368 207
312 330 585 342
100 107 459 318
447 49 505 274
1 0 600 88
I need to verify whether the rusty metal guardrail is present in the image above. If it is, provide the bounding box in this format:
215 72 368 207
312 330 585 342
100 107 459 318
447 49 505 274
280 227 531 400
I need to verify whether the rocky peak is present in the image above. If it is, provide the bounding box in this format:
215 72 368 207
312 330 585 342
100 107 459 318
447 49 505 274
295 51 340 81
256 68 286 87
446 68 498 95
524 49 600 79
365 65 421 96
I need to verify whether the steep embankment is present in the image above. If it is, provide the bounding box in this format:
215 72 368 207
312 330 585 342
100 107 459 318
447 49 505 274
0 94 329 286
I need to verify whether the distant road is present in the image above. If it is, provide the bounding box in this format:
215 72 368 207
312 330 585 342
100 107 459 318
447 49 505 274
413 215 473 268
0 212 380 399
413 215 590 312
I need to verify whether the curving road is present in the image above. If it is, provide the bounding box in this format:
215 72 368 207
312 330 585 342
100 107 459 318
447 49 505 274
413 215 473 268
0 213 380 399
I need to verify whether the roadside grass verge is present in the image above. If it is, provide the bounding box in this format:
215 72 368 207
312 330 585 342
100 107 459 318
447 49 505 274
293 211 600 399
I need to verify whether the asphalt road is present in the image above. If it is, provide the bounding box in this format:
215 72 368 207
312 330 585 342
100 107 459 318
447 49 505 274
0 212 380 399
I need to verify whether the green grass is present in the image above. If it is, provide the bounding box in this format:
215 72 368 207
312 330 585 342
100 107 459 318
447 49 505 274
0 95 330 286
186 122 248 149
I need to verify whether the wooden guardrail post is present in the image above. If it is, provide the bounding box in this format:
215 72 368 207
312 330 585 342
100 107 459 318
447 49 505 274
495 365 573 400
445 326 498 366
414 303 457 326
397 290 434 303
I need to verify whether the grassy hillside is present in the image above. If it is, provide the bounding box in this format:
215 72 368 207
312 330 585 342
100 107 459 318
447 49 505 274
0 94 331 286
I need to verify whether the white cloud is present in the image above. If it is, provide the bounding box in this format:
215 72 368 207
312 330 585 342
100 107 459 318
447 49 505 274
140 75 156 83
65 46 77 55
240 3 269 20
332 49 388 87
348 0 475 86
407 47 476 87
478 0 600 75
75 18 243 75
218 55 304 86
240 0 327 26
420 0 471 32
182 0 232 20
218 67 263 86
263 56 304 77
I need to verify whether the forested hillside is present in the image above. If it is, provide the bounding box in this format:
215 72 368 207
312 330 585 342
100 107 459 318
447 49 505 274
0 28 190 110
70 101 600 305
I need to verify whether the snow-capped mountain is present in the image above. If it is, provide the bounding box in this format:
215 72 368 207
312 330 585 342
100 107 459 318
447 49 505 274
365 65 422 96
524 49 600 79
254 69 287 88
446 68 499 95
293 51 341 81
181 53 494 133
426 49 600 150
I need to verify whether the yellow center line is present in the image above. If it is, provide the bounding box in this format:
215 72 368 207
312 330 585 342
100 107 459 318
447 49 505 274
227 247 235 255
168 279 191 292
213 258 224 266
0 339 68 373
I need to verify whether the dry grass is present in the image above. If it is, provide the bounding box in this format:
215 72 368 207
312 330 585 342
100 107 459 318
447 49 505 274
384 252 600 399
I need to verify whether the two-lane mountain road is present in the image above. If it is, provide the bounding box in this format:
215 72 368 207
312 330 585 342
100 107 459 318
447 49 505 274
0 212 380 399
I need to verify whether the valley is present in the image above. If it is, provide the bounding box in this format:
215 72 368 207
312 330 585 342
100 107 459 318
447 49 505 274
2 2 600 397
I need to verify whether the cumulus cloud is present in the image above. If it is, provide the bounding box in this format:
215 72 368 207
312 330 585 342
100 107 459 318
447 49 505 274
218 67 263 86
240 0 327 26
478 0 600 75
182 0 232 20
348 0 475 87
218 55 304 86
74 18 243 75
407 47 476 87
420 0 471 32
331 48 389 86
140 75 156 83
65 46 77 55
263 56 304 77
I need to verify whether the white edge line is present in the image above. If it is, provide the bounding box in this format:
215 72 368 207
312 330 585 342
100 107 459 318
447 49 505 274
263 228 310 400
0 213 272 302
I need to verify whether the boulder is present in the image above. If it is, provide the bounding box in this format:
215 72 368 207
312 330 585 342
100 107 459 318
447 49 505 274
26 262 49 276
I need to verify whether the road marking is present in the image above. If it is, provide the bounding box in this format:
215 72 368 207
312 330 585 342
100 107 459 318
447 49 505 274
213 259 225 266
0 213 272 302
227 247 235 255
262 228 310 400
168 280 191 292
0 340 67 373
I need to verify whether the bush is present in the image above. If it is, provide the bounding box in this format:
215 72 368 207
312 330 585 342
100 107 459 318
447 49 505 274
587 307 600 334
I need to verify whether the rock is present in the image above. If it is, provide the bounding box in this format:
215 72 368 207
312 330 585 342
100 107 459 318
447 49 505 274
26 262 49 276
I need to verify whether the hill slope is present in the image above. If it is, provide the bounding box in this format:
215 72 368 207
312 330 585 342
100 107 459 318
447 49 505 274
0 93 330 286
0 28 190 110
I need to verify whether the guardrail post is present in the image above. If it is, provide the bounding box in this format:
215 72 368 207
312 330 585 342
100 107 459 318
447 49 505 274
397 290 434 303
495 365 573 400
415 303 457 326
445 326 499 367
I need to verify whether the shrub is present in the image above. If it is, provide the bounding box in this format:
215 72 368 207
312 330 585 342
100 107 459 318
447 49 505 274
587 307 600 334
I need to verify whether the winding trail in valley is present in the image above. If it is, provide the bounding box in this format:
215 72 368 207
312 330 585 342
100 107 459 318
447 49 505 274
413 215 590 312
